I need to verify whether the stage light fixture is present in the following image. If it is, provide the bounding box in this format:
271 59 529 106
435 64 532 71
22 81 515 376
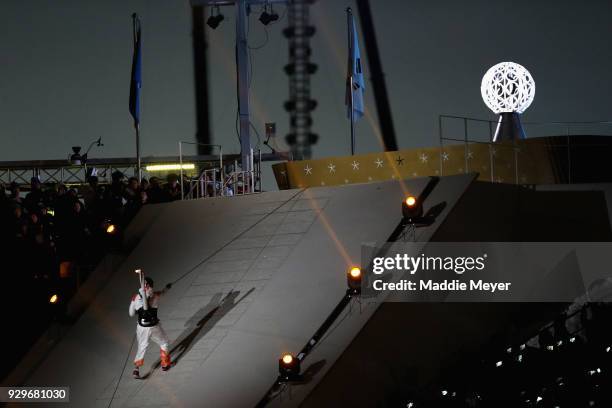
259 9 279 25
347 266 362 295
106 224 116 234
402 195 423 223
49 294 59 304
69 146 83 165
278 353 301 382
207 7 224 29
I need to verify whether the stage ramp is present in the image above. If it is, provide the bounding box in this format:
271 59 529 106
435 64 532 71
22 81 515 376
14 174 479 407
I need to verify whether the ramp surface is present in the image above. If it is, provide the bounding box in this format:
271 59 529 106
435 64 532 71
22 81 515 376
15 175 476 407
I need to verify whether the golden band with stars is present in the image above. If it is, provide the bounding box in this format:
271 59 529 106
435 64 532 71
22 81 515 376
273 138 560 189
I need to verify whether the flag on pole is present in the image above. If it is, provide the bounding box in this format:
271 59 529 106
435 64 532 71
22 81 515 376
346 11 365 121
129 14 142 127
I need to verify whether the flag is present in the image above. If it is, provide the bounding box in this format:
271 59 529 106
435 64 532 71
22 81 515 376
129 14 142 127
345 12 365 121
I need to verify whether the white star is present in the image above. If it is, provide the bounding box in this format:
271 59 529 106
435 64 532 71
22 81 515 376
374 158 384 168
419 153 428 163
321 181 326 186
367 176 373 181
304 165 312 175
391 174 396 179
412 172 418 177
351 160 360 170
344 179 349 184
467 151 474 159
280 170 286 176
327 163 336 173
441 152 449 161
491 147 497 157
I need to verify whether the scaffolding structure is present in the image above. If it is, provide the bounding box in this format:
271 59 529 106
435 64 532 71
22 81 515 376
283 0 318 160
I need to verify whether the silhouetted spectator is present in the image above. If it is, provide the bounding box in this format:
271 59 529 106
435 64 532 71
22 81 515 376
124 177 141 222
105 171 126 222
140 178 149 192
147 177 164 203
59 200 89 262
163 174 181 202
9 182 22 205
24 176 44 212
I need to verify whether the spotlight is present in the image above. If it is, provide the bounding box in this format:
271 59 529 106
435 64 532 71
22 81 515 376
49 294 59 304
259 9 279 25
278 353 301 382
106 224 116 234
207 7 224 29
402 195 423 223
69 146 83 165
347 266 362 295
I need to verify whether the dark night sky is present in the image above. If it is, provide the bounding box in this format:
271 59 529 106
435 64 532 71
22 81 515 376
1 0 612 189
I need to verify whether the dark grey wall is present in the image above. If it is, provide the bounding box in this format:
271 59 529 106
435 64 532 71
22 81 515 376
1 0 612 190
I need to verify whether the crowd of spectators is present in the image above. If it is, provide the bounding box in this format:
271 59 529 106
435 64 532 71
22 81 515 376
0 171 183 378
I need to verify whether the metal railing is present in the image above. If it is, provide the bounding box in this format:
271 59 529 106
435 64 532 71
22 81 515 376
438 115 612 184
0 155 231 187
179 142 263 200
178 141 223 200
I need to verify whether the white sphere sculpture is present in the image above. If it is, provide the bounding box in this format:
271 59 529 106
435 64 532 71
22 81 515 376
481 62 535 114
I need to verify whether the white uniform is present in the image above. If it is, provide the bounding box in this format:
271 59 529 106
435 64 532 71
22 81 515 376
129 288 171 368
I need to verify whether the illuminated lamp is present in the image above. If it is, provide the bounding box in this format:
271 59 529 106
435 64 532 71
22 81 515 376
145 163 195 171
278 353 301 382
481 62 535 142
402 195 423 223
347 266 362 295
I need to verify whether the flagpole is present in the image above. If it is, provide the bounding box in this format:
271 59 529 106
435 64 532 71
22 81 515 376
347 8 355 156
132 14 142 181
135 124 141 181
350 76 355 156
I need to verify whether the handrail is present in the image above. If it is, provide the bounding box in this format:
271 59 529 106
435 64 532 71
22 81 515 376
439 114 612 126
438 114 612 184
